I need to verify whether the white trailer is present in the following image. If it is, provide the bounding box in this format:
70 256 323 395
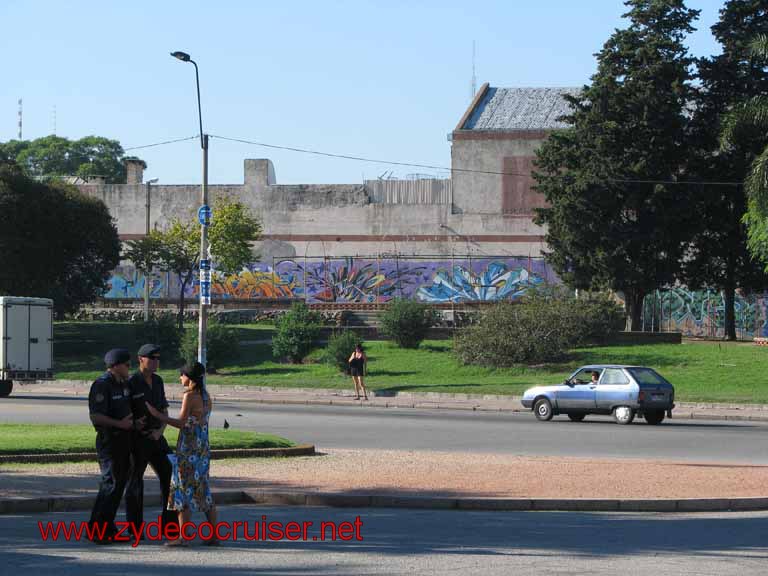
0 297 54 397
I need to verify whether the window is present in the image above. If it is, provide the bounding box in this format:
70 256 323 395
600 368 629 385
627 368 668 386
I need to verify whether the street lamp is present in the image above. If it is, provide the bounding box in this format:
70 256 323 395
171 50 210 369
144 177 159 322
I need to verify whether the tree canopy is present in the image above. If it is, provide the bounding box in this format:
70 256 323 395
533 0 699 330
0 161 121 315
685 0 768 339
0 135 140 183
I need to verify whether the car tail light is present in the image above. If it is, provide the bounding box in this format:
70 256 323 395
638 391 646 403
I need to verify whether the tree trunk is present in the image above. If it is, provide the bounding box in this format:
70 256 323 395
624 289 646 332
723 283 736 341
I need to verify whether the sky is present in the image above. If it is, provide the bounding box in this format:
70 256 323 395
1 0 728 185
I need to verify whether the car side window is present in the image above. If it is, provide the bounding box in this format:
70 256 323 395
600 368 630 385
572 369 595 384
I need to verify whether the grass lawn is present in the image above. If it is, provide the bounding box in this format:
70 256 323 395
52 322 768 403
0 424 294 455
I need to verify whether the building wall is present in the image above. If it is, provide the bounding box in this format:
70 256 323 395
78 158 548 260
450 131 548 216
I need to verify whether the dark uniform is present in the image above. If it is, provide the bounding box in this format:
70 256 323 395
125 370 174 530
88 369 134 540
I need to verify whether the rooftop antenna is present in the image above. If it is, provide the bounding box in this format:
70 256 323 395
17 99 22 140
471 40 477 101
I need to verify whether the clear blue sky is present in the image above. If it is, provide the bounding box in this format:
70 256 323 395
1 0 727 185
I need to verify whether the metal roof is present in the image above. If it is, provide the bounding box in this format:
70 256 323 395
462 86 580 131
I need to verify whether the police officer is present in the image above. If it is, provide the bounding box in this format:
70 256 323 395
88 348 144 544
126 343 174 532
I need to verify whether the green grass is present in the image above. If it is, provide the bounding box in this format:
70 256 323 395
52 322 768 403
0 424 294 455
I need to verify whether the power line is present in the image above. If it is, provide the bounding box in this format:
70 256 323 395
210 134 743 187
124 135 198 151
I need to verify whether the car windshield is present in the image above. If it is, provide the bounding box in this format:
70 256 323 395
627 368 669 386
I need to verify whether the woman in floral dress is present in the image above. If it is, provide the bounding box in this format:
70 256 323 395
147 361 219 546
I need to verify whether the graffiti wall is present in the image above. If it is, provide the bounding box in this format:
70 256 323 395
104 257 559 304
642 288 768 338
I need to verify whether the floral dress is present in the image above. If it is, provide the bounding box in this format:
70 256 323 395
167 393 213 512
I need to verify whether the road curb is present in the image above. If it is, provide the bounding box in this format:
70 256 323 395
4 490 768 515
0 444 315 464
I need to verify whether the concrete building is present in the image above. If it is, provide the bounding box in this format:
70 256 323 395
81 84 578 303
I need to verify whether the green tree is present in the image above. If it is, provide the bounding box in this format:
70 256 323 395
0 135 136 183
721 32 768 275
533 0 699 330
0 161 120 315
687 2 768 340
150 197 262 329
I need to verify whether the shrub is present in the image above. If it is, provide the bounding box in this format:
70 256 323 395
272 302 323 363
379 300 439 349
322 331 361 373
453 293 624 367
181 320 240 372
137 314 183 361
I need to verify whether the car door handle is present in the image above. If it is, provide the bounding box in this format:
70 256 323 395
589 386 597 389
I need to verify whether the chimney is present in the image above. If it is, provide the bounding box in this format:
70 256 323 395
125 158 146 184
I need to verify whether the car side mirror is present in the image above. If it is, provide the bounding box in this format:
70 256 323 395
564 379 573 387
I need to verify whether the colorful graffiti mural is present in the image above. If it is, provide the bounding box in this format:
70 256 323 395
104 257 558 304
417 262 544 302
642 288 768 338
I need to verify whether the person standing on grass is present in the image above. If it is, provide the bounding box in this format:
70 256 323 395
88 348 145 544
126 343 175 536
348 344 368 400
146 361 219 546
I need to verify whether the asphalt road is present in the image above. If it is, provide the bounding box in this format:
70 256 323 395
3 395 768 463
1 505 767 575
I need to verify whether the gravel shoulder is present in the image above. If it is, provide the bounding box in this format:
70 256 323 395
2 448 767 500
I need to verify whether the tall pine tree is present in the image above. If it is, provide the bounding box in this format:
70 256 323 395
687 0 768 340
534 0 699 330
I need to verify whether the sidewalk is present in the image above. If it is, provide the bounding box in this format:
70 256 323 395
3 449 768 514
13 380 768 422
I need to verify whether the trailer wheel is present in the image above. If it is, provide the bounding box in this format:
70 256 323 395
0 380 12 397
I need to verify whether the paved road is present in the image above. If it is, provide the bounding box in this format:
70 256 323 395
3 395 768 463
1 505 767 575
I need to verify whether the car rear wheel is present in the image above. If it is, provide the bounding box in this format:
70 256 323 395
644 410 665 425
534 398 553 421
0 380 12 398
567 413 586 422
613 405 635 425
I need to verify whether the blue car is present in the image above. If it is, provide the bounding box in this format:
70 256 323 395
521 365 675 425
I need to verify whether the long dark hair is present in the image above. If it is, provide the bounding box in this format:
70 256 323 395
180 361 208 405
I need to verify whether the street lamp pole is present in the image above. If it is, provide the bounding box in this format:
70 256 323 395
144 177 159 322
171 50 210 368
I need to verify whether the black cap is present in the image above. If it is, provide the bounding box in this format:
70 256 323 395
104 348 131 367
137 343 161 358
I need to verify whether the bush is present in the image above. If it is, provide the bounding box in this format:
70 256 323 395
137 315 183 361
322 331 361 373
453 293 625 367
181 321 240 372
272 302 323 363
379 300 439 349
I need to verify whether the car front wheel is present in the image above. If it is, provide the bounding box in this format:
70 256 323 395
613 405 635 425
644 410 665 425
534 398 553 421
